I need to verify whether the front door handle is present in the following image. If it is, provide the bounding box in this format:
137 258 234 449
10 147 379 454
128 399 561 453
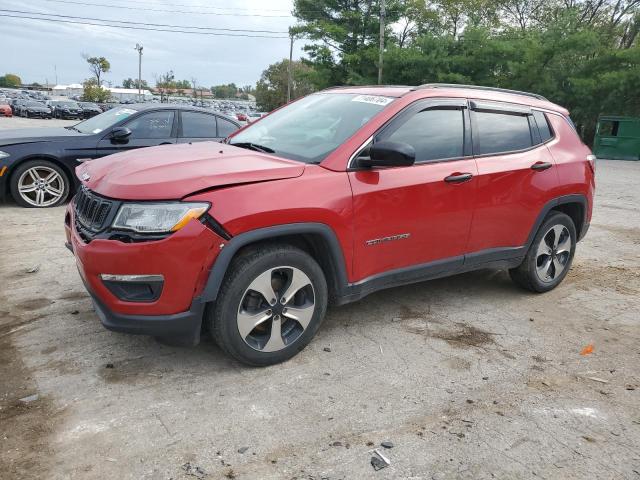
444 172 473 183
531 161 552 171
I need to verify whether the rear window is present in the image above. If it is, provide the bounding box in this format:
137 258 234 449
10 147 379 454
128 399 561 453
474 111 533 155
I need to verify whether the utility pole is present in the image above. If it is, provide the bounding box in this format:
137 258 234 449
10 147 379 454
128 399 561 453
54 65 58 85
135 44 143 101
378 0 385 85
287 33 294 103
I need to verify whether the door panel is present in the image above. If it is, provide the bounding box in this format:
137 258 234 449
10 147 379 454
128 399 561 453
349 159 478 281
467 106 560 252
96 110 177 157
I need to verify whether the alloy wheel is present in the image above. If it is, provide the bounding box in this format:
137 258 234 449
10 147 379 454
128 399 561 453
17 166 65 207
535 224 571 283
237 266 315 352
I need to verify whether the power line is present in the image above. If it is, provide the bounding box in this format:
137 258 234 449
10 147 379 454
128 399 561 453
34 0 295 18
0 9 290 33
0 13 290 37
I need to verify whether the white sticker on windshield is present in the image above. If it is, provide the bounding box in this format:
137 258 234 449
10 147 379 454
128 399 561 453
115 108 137 116
351 95 393 106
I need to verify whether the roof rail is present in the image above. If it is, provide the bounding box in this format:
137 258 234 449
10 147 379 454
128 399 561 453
415 83 548 101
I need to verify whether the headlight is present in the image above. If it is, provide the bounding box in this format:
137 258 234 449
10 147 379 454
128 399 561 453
0 151 10 159
112 202 209 233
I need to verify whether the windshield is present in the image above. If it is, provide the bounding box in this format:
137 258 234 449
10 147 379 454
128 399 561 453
57 101 79 107
25 101 44 107
74 107 138 134
229 93 394 163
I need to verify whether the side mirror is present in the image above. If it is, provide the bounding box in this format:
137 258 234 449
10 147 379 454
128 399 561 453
358 141 416 168
110 127 132 142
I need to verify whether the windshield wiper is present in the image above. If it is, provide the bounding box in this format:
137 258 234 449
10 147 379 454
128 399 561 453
228 142 275 153
65 126 81 132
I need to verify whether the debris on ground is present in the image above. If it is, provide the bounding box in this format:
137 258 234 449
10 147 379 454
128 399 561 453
381 441 394 449
105 363 114 369
237 446 249 454
71 310 79 315
371 449 390 471
580 344 595 355
587 377 609 384
224 468 236 479
323 347 331 352
182 462 207 478
626 384 636 391
18 393 39 403
330 441 342 447
26 265 40 274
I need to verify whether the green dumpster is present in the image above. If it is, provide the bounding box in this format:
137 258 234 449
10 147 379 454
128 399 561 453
593 116 640 160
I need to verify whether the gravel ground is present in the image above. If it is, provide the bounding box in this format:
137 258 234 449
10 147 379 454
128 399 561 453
1 117 639 479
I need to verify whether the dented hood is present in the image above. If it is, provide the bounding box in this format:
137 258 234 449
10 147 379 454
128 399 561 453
77 142 305 200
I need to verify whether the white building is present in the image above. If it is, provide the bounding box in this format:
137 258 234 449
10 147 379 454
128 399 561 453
51 84 83 97
107 87 152 101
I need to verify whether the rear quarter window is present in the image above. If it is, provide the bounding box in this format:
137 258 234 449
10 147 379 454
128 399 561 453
533 110 554 142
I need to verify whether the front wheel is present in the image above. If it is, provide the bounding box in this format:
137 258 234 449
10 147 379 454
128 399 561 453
209 244 328 366
509 211 576 293
10 160 70 208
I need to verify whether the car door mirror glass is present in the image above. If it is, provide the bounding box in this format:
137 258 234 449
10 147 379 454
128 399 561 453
111 127 132 142
358 141 415 168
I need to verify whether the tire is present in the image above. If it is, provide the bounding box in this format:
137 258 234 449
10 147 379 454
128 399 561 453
10 159 70 208
209 244 328 366
509 211 576 293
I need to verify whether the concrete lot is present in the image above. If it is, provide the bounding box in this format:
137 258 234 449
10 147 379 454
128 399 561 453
1 117 639 479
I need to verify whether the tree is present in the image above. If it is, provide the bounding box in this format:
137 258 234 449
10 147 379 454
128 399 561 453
83 55 111 86
155 70 176 102
0 73 22 88
255 60 315 111
122 78 149 89
82 78 111 102
211 83 239 99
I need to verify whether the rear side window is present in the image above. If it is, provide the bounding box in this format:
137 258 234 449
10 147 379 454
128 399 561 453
533 110 553 142
474 111 532 155
385 108 465 162
181 111 217 138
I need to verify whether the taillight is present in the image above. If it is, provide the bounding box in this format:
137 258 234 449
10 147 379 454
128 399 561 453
587 154 596 173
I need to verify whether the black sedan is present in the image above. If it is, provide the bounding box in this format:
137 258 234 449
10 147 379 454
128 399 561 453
0 104 241 207
20 101 52 119
49 100 83 119
79 102 102 118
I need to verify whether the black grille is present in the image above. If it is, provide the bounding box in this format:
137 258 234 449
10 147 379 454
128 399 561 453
74 187 115 233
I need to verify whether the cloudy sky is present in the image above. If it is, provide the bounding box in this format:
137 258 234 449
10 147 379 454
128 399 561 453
0 0 304 88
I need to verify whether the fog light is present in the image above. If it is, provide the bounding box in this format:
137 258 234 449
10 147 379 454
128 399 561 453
100 274 164 302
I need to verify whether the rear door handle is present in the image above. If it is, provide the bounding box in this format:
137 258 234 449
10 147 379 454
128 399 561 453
444 172 473 183
531 161 552 171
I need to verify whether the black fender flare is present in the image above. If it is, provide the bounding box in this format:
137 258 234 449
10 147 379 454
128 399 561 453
524 194 589 248
199 222 350 303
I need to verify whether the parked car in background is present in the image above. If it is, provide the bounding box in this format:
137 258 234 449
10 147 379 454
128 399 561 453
247 112 265 123
65 84 595 366
10 99 26 116
79 102 103 118
20 101 52 119
49 100 83 119
236 112 248 122
0 103 12 117
0 104 241 207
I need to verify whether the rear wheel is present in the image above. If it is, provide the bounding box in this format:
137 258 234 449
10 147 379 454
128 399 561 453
10 160 70 208
509 212 576 292
209 244 328 366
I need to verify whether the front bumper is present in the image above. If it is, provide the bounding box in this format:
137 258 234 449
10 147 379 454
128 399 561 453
65 201 224 344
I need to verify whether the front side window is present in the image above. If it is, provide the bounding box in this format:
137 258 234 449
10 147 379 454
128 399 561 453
217 117 238 137
384 108 465 162
125 111 175 139
474 111 532 155
229 93 394 163
181 111 217 138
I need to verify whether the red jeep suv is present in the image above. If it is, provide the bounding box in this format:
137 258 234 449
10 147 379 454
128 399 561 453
65 84 595 366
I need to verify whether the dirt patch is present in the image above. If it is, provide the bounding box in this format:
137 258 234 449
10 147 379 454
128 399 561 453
403 321 495 348
15 298 54 312
57 291 90 301
567 262 640 296
592 223 640 244
0 333 63 478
